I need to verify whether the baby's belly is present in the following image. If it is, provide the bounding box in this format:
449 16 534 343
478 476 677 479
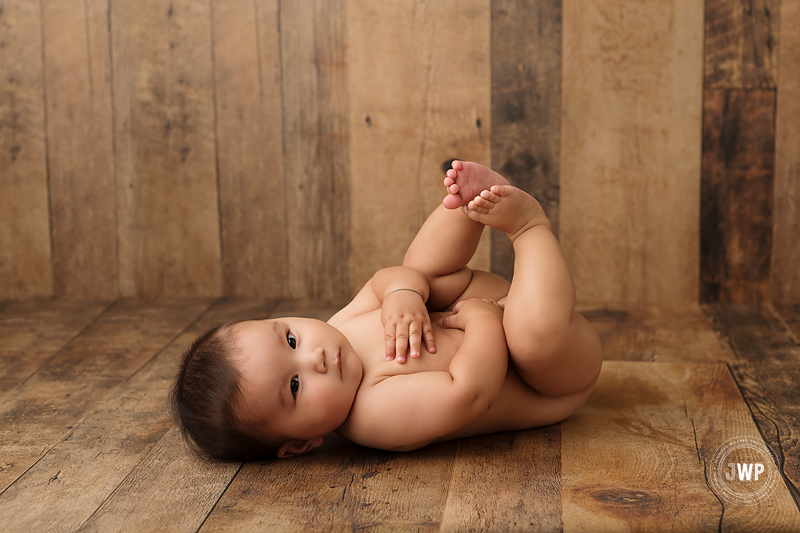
340 310 464 382
340 309 585 444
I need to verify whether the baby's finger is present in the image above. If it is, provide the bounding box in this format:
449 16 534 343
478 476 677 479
424 322 436 353
395 323 409 363
384 324 397 361
438 314 455 329
408 323 422 358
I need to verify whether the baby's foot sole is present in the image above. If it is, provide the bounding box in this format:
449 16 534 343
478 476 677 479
442 161 510 210
465 185 550 240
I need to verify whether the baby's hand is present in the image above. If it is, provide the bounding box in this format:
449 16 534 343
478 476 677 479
381 290 436 363
438 298 505 331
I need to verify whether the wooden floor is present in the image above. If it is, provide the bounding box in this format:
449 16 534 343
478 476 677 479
1 298 799 531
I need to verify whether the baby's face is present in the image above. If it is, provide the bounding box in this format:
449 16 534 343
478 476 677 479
232 318 363 441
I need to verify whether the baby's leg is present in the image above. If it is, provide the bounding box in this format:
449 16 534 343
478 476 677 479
403 161 508 310
466 184 603 397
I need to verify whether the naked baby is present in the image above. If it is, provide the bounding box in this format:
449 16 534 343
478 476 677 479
172 161 603 460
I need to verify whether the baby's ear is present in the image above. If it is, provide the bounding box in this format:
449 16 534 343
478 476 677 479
276 437 324 459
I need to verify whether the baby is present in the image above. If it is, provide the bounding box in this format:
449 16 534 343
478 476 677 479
172 161 603 460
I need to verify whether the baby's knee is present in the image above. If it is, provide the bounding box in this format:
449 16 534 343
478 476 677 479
503 310 570 356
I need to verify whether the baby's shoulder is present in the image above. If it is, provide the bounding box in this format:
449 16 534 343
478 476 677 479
327 277 381 327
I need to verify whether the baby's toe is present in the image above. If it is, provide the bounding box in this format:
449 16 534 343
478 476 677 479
480 189 500 203
444 176 455 187
443 193 462 209
468 199 489 214
452 160 463 171
491 184 510 196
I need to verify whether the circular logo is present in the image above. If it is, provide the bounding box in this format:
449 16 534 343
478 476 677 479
708 436 780 506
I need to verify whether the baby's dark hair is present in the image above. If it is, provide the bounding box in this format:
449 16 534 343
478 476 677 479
171 321 284 461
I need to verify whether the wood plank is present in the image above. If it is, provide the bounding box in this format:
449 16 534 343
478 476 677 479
700 89 775 303
211 0 287 297
686 361 800 527
704 0 779 89
0 299 277 533
41 0 117 298
562 361 800 530
0 299 109 395
0 298 211 493
772 0 800 303
201 434 457 531
560 0 704 306
0 0 53 298
348 0 491 293
439 427 561 531
703 303 800 505
577 302 733 363
77 428 241 533
281 0 351 301
490 0 561 282
111 0 222 297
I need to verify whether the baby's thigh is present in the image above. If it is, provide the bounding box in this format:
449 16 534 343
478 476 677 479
443 270 510 312
497 368 596 429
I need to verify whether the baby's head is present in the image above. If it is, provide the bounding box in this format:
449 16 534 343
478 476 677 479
172 317 362 460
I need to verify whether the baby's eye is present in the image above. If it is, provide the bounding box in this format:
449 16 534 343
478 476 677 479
286 330 297 349
290 376 300 398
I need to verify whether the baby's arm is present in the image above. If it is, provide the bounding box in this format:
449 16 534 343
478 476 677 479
343 299 507 451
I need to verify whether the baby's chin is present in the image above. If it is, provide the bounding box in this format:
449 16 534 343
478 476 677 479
321 397 358 435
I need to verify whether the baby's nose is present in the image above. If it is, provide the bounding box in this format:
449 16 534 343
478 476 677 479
313 347 327 373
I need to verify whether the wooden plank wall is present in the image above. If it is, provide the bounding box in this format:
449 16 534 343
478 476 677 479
0 0 797 303
561 0 704 306
773 0 800 303
701 0 780 304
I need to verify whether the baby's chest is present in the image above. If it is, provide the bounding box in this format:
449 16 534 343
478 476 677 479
338 310 463 379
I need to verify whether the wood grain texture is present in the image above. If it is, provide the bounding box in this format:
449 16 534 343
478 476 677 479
111 0 222 297
35 299 278 533
440 427 561 531
562 362 718 531
701 89 775 304
0 0 53 298
0 299 108 395
348 0 491 293
685 360 800 528
212 0 287 297
491 0 561 282
562 361 800 530
705 0 780 89
201 434 457 531
42 0 117 298
772 0 800 304
77 428 241 533
281 0 351 300
560 0 704 306
578 302 733 363
0 298 210 493
703 303 800 506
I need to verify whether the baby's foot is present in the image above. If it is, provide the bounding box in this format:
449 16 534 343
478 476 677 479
465 185 551 241
442 161 510 210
